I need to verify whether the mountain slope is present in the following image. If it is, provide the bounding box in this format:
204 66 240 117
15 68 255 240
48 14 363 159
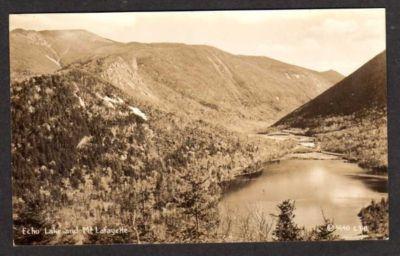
11 68 298 244
275 51 387 170
10 29 341 131
9 29 121 80
276 52 386 121
66 45 337 127
319 69 344 84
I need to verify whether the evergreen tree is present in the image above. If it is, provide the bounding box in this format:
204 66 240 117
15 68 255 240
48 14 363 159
307 211 339 241
358 198 388 239
14 200 56 245
272 200 303 241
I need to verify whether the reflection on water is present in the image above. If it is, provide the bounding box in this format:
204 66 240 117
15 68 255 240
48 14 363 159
219 159 388 240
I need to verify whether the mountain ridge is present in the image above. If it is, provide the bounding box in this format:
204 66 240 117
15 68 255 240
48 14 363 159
275 51 386 125
10 28 386 245
10 28 344 132
274 51 387 171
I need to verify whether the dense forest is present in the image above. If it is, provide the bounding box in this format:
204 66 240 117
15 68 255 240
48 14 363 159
10 29 388 245
12 70 296 244
12 69 388 244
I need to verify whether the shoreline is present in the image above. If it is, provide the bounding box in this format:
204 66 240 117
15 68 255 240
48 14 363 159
219 142 388 193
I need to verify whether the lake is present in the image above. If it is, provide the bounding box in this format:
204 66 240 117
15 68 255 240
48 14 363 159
219 159 388 240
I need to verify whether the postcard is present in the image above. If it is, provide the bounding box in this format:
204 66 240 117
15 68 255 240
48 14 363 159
9 9 388 245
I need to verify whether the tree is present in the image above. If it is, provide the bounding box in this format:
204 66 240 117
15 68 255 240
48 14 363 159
14 199 56 245
272 200 304 241
307 211 339 241
84 220 131 244
358 198 388 239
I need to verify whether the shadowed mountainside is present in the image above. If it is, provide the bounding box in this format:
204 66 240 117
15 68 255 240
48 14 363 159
275 51 386 121
274 51 387 170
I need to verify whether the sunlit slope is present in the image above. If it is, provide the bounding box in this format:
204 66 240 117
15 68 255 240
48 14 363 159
10 29 341 129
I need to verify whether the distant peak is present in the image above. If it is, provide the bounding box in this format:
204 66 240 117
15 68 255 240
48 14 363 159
11 28 94 36
38 29 93 35
321 69 343 76
36 29 116 43
11 28 26 33
10 28 35 34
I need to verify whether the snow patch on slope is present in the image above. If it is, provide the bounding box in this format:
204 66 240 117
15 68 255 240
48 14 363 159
128 106 148 121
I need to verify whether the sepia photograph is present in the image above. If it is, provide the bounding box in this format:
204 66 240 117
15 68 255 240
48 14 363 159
9 9 388 245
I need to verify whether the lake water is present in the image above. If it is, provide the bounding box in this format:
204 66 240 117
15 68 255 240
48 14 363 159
219 159 388 240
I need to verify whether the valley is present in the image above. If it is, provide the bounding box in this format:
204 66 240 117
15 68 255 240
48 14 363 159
10 29 388 244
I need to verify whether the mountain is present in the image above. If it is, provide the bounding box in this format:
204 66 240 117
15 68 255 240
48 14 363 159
9 29 121 80
10 29 341 132
275 51 387 170
11 26 389 245
319 69 344 84
11 67 296 245
275 52 386 123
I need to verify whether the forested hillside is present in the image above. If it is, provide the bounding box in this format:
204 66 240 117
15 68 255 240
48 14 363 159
11 69 295 244
13 28 388 245
275 51 387 171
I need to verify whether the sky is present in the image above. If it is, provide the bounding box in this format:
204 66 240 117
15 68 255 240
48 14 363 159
10 9 386 75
